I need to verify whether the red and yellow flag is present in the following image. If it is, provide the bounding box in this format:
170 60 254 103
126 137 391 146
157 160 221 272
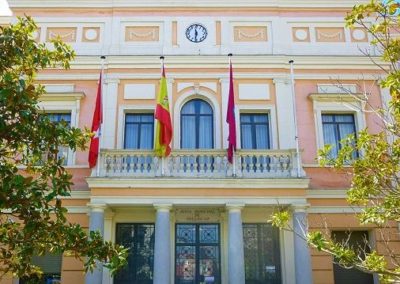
154 63 173 157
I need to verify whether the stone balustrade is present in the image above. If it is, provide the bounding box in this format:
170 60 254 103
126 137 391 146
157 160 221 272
98 149 304 178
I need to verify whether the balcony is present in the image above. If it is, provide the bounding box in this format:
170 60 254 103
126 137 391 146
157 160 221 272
96 149 304 179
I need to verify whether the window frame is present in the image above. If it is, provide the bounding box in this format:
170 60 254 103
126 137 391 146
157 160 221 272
123 113 155 150
310 95 366 159
174 90 221 150
180 99 214 149
236 105 277 150
321 113 358 159
117 105 156 149
240 113 271 150
38 92 84 166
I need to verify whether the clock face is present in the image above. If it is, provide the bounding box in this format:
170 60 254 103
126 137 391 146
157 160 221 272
185 24 208 43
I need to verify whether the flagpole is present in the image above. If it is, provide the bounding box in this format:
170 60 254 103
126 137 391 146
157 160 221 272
96 55 106 177
160 56 165 176
289 60 301 178
228 53 237 177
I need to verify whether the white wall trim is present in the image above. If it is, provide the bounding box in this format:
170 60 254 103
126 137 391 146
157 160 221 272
86 177 310 188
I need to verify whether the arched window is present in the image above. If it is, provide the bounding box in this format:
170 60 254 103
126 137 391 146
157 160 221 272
181 99 214 149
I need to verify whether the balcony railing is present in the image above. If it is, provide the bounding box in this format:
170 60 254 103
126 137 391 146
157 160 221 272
97 149 304 178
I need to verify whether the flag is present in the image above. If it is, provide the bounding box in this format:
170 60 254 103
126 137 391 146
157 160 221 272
154 63 173 157
88 72 103 168
226 60 237 163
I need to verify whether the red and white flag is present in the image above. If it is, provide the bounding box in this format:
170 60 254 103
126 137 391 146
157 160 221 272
226 59 237 163
88 72 103 168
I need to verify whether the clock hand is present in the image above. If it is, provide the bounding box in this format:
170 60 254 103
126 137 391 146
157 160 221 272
195 29 198 41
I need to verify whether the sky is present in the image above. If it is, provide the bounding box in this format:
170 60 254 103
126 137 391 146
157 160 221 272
0 0 12 16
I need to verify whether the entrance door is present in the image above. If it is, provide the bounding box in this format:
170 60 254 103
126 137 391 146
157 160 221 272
175 224 220 284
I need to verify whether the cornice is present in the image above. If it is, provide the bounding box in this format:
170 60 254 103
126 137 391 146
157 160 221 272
35 55 386 74
8 0 369 9
86 177 310 189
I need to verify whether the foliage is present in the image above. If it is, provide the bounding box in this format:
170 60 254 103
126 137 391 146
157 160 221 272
272 0 400 282
0 17 127 282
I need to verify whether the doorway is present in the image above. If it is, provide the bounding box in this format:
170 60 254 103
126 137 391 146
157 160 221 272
175 224 221 284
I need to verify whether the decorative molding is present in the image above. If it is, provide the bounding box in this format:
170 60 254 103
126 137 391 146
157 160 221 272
46 27 77 42
125 26 159 42
351 27 368 43
234 26 267 42
292 27 310 42
315 27 345 42
82 27 100 42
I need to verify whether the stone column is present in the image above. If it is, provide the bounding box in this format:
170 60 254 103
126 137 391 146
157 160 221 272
293 206 313 284
273 78 296 149
153 204 172 284
227 204 245 284
85 204 106 284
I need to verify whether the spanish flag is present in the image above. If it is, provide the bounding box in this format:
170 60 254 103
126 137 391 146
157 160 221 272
154 60 173 157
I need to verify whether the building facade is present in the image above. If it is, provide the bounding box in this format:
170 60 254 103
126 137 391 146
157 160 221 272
1 0 392 283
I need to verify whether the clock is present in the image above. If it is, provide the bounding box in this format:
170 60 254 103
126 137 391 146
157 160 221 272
185 24 208 43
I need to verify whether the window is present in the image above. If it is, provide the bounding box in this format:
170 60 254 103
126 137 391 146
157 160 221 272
124 114 154 149
181 99 214 149
332 231 373 284
46 112 72 165
240 114 270 149
243 223 281 284
322 114 356 158
20 253 62 284
115 224 155 284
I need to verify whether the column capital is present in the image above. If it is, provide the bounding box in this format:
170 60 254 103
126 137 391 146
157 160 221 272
104 78 120 84
226 203 245 212
87 203 107 213
273 77 290 85
154 203 173 212
293 204 310 213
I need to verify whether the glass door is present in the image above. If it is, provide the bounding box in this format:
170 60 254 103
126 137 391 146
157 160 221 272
175 224 220 284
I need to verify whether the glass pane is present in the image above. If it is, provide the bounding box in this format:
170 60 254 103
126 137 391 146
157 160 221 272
141 114 154 122
182 101 196 114
125 124 139 149
199 246 219 283
338 123 355 140
126 114 141 123
199 225 219 243
321 114 334 123
253 114 268 123
322 123 339 158
199 101 213 114
177 225 196 244
334 114 354 123
182 116 196 149
199 116 213 149
241 124 253 149
176 246 196 284
240 115 251 123
139 124 153 149
255 124 269 149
